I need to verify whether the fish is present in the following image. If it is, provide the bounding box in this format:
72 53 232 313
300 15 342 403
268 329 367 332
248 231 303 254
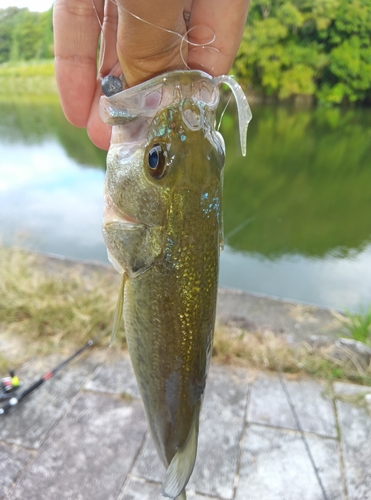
99 70 251 499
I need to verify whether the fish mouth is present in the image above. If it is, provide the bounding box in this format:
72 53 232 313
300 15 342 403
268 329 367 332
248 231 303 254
103 191 140 228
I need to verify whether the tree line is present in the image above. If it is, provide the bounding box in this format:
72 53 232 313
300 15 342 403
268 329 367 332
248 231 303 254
0 7 53 63
233 0 371 105
1 1 370 105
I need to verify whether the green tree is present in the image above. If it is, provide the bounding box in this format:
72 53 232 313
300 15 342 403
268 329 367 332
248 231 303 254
0 7 53 63
0 7 21 63
39 8 53 59
233 0 371 105
234 9 322 100
321 0 371 103
10 9 43 61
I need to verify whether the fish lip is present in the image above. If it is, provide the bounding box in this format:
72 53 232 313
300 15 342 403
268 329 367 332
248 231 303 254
103 191 140 227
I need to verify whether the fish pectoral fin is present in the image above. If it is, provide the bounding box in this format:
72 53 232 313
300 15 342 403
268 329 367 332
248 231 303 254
103 222 163 278
110 273 126 346
161 411 199 499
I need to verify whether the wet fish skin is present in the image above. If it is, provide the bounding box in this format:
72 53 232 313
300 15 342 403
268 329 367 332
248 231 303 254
125 114 223 464
100 70 251 499
105 97 223 457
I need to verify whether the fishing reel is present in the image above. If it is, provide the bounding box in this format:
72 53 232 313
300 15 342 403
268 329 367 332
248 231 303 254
0 370 21 400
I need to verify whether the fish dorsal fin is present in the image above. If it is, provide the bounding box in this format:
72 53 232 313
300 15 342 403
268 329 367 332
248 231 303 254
161 409 199 499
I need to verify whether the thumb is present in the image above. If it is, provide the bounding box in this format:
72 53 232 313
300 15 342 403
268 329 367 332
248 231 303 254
115 0 188 87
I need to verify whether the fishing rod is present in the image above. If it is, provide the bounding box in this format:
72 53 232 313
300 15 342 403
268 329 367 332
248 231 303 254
0 331 107 416
0 370 21 401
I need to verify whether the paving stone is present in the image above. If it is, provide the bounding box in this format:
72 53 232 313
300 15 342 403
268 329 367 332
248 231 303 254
131 433 164 484
236 425 344 500
132 363 249 500
334 381 371 399
190 418 240 499
195 363 249 424
119 476 221 500
0 442 30 499
4 392 147 500
0 356 98 449
247 373 337 437
85 353 140 398
188 364 249 499
118 477 162 500
334 382 371 500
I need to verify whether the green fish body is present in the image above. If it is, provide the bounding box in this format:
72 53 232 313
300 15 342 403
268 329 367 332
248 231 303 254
99 70 251 499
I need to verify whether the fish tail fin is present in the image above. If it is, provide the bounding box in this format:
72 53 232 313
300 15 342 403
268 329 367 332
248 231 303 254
161 409 199 499
110 273 126 346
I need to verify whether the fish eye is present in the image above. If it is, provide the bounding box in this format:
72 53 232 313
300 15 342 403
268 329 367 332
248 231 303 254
147 143 167 179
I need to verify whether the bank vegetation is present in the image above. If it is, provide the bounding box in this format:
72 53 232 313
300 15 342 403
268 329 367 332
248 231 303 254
1 247 370 386
1 1 371 105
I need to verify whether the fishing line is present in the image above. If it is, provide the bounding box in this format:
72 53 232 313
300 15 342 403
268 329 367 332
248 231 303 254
90 0 109 76
91 0 220 75
110 0 218 71
90 0 103 30
268 347 330 500
225 215 256 240
217 94 232 132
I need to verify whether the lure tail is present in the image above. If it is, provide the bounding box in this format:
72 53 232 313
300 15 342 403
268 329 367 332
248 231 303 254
212 75 252 157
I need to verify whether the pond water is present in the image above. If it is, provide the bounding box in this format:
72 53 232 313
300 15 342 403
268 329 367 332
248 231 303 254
1 96 371 312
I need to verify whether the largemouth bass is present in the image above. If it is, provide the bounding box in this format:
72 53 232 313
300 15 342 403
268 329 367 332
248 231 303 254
99 70 251 499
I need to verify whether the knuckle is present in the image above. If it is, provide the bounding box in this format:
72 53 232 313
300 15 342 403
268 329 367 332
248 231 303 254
55 0 99 19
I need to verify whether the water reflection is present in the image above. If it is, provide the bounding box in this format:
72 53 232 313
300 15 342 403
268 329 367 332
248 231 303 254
220 245 371 311
0 140 106 261
0 98 106 167
221 105 371 258
0 97 370 310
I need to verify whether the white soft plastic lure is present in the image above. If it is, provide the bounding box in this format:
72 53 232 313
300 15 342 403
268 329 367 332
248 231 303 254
99 70 251 500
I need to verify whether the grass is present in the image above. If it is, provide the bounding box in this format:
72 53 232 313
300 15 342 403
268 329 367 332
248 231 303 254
0 246 124 367
0 245 370 385
334 391 371 410
0 60 57 95
213 324 371 385
342 307 371 345
0 60 55 77
0 353 9 373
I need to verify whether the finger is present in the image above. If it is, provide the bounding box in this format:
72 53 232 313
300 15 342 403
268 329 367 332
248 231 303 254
87 77 114 150
183 0 194 28
89 1 122 150
188 0 250 75
115 0 188 86
87 1 122 150
98 0 120 77
53 0 104 127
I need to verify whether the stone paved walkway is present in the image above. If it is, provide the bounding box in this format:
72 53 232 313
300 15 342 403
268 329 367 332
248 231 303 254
1 350 371 500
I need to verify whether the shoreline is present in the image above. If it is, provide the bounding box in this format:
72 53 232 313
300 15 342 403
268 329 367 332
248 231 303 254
38 250 349 344
21 249 354 351
1 248 370 388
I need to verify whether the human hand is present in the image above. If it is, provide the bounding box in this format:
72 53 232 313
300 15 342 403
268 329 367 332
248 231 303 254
53 0 250 150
